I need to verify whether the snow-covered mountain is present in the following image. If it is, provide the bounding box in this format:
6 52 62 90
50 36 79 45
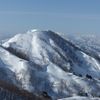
0 29 100 100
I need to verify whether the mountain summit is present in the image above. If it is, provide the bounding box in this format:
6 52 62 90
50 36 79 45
0 29 100 100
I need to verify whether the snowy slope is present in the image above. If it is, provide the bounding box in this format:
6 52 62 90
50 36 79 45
59 96 100 100
0 29 100 99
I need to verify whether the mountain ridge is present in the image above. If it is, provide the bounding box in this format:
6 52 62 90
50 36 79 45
0 29 100 99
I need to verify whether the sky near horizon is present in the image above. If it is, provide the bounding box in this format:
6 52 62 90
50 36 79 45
0 0 100 38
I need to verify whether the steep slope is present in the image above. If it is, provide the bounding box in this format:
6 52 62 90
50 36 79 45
2 30 100 79
0 29 100 99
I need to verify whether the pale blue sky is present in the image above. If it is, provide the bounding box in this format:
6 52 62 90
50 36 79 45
0 0 100 37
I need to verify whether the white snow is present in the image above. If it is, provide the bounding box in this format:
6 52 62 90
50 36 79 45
0 46 34 91
59 96 100 100
0 29 100 99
